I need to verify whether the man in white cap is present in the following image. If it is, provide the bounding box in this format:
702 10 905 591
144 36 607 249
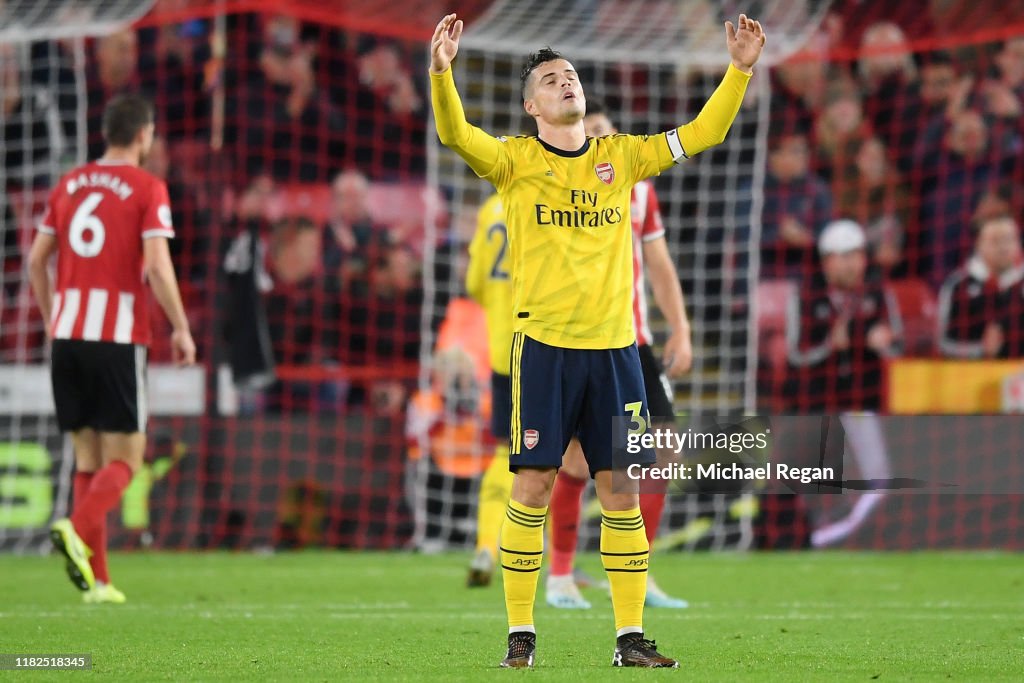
786 219 898 547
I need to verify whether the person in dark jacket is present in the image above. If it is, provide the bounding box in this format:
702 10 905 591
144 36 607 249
938 214 1024 359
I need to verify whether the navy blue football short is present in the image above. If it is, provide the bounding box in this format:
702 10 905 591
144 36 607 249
508 332 655 477
490 371 511 440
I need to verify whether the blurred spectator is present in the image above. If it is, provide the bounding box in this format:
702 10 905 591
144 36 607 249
323 169 391 290
263 216 338 412
757 132 834 279
3 42 76 184
3 40 77 322
814 86 872 183
910 51 975 165
138 16 215 140
355 41 426 177
350 40 427 177
342 244 422 412
222 175 276 394
966 39 1024 165
770 43 826 137
835 137 910 273
857 22 918 172
266 216 324 364
86 30 140 159
938 215 1024 358
827 2 936 56
787 220 902 411
920 109 1004 287
142 136 213 283
234 14 346 182
992 37 1024 104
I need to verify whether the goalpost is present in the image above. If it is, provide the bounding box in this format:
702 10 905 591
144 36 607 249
416 0 835 552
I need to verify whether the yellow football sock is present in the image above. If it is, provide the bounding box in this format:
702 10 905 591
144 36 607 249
601 507 648 635
476 444 514 557
500 499 546 630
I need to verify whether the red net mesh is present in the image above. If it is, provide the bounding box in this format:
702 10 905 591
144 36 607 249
753 2 1024 549
2 1 1024 550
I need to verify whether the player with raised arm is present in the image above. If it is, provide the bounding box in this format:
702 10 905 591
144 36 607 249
464 192 515 587
28 94 196 604
546 101 693 611
430 11 764 668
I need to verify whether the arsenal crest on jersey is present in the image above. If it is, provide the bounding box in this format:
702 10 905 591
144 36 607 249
595 162 615 185
523 429 540 450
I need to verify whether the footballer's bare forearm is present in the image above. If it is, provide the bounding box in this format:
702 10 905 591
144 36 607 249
28 263 53 327
144 237 190 332
644 238 689 335
430 68 503 177
148 264 189 333
27 233 57 327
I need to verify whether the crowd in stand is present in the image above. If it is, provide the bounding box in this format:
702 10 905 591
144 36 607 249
1 13 428 412
759 19 1024 412
2 8 1024 416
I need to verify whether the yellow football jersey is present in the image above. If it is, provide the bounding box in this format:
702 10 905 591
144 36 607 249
480 133 675 349
432 63 750 350
466 193 514 374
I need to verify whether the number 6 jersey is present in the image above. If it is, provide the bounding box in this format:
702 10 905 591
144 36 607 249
37 159 175 346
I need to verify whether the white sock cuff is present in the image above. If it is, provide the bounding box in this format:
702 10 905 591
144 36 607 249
617 626 643 638
509 625 536 635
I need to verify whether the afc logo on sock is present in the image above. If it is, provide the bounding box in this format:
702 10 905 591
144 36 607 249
508 558 540 567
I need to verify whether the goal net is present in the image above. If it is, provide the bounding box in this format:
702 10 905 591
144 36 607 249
417 0 836 552
2 0 1024 554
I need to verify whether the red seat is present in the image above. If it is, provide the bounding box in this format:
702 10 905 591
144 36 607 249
887 278 937 356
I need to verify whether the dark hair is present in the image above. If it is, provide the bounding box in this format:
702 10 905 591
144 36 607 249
102 94 154 147
584 99 606 117
767 119 808 152
917 49 955 70
520 47 564 99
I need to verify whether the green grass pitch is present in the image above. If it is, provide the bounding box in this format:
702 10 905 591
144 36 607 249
1 551 1020 681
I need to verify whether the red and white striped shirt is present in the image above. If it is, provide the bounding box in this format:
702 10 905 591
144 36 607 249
630 180 665 347
38 160 174 346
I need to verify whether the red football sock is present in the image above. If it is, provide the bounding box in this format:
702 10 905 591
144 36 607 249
548 473 587 577
640 480 669 547
71 460 132 547
72 471 94 514
72 470 103 566
91 516 110 584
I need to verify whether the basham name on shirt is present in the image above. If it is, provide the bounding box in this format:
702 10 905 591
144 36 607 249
66 172 134 201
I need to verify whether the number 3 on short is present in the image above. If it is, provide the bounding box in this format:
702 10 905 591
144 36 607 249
624 401 647 436
69 192 106 258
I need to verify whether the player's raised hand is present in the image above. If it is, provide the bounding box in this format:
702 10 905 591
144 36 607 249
171 328 197 367
430 14 463 74
725 14 766 73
